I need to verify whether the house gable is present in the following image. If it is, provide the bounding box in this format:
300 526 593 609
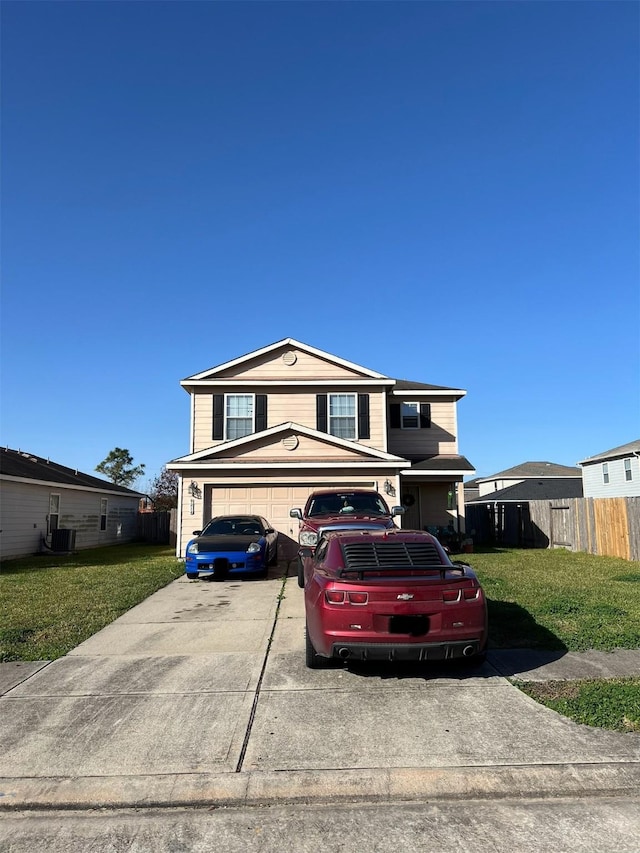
183 338 391 385
170 422 408 468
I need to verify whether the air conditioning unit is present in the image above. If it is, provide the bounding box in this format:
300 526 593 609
51 528 76 552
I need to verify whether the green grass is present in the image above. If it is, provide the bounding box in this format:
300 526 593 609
518 678 640 732
0 544 183 661
454 547 640 651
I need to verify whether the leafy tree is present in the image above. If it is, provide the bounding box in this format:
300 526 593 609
149 468 179 511
95 448 145 488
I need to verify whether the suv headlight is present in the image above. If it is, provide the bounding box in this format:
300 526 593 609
299 531 318 547
247 542 261 553
186 542 199 555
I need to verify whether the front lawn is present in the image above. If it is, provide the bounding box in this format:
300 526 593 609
459 547 640 651
0 544 183 661
453 547 640 731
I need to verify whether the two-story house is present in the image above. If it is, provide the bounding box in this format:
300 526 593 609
579 440 640 498
167 339 475 559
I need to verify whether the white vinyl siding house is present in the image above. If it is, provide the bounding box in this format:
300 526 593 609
579 441 640 498
0 449 143 559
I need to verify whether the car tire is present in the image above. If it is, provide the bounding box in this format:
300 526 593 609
305 623 324 669
297 557 305 589
186 573 198 580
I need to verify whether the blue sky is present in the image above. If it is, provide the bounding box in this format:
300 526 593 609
1 0 638 490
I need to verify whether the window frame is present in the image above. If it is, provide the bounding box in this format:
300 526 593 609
48 493 60 533
624 458 633 481
602 462 610 484
328 393 357 440
225 393 255 441
100 498 108 531
401 401 421 430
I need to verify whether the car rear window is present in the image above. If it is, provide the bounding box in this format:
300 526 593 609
341 540 446 570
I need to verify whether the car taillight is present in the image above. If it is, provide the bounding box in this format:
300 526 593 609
348 592 368 605
325 590 346 604
442 589 461 602
463 588 480 600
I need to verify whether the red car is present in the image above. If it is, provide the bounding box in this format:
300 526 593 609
303 528 488 668
290 488 404 587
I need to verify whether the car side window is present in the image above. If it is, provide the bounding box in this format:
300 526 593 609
314 538 329 563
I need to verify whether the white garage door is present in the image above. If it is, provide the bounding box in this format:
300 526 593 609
206 482 378 540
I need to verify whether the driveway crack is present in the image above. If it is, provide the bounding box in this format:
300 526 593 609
235 573 287 772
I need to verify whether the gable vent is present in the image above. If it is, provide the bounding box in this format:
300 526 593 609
282 350 297 365
342 541 444 569
282 435 299 451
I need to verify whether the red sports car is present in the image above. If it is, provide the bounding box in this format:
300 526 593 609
303 528 488 668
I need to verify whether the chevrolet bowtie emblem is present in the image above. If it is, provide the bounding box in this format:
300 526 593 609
397 593 414 600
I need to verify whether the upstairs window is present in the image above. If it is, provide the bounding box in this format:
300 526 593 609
390 402 431 429
212 394 267 441
316 394 370 440
329 394 356 439
624 458 633 481
602 462 609 484
226 394 253 440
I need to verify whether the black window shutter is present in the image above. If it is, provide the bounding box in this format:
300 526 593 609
213 394 224 440
316 395 327 432
390 403 401 429
255 394 267 432
420 403 431 428
358 394 370 439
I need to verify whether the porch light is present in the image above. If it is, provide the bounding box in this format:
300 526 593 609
383 479 396 497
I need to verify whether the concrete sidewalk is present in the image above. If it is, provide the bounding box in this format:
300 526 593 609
1 570 639 813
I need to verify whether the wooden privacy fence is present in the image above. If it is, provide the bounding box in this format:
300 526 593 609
137 509 177 546
466 497 640 561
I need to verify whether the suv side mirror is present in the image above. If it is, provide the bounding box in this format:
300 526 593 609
290 508 302 520
192 530 202 536
391 506 405 516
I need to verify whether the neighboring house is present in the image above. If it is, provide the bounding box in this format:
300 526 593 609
470 461 582 500
167 338 475 558
0 448 144 559
463 476 481 503
578 440 640 498
466 478 583 505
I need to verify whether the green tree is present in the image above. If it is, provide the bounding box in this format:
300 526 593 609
149 468 179 511
95 448 145 488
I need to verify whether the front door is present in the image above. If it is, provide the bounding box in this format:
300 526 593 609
400 485 421 530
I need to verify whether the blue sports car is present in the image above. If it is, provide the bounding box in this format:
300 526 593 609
185 515 278 580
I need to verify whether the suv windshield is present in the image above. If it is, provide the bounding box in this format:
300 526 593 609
307 493 389 517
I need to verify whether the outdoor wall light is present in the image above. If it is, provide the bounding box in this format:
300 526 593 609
383 479 396 497
187 481 201 499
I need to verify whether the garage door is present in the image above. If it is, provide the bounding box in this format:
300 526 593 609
205 482 378 540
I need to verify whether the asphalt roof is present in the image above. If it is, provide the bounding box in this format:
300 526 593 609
0 448 144 496
405 454 475 472
467 477 584 503
578 440 640 465
476 461 581 481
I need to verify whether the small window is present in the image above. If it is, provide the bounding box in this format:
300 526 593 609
226 394 253 440
447 484 456 510
624 458 633 481
401 402 420 429
100 498 108 531
329 394 356 439
48 494 60 533
602 462 609 484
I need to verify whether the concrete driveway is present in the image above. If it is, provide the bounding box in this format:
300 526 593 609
1 567 639 815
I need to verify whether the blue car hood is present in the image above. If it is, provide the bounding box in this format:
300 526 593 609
194 535 261 551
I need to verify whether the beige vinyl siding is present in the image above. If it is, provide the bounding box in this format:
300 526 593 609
191 387 386 454
213 347 372 380
0 480 140 559
387 399 458 457
221 435 374 461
